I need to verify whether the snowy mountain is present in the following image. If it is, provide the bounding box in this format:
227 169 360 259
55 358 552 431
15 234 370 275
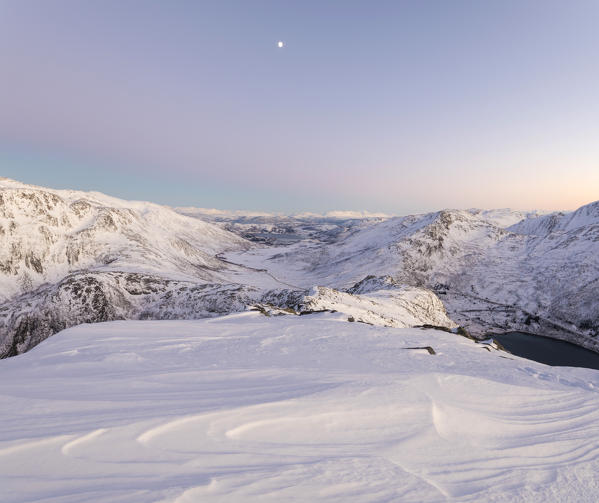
0 179 452 356
508 200 599 235
222 204 599 350
0 177 250 298
2 180 599 502
0 178 258 355
2 178 597 357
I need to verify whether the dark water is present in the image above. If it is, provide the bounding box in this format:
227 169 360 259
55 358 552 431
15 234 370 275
494 332 599 370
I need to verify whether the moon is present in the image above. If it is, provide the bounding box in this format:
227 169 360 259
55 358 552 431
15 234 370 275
277 41 284 48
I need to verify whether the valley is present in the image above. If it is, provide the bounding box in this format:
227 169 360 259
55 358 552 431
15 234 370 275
1 178 598 357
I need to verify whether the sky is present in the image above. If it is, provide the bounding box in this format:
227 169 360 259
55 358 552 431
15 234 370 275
1 0 598 213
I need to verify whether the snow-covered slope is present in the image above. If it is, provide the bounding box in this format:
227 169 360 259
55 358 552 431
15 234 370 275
224 204 599 349
2 181 599 501
0 179 260 355
297 281 457 329
0 177 249 299
0 271 263 357
0 179 455 357
508 200 599 235
2 178 597 356
2 313 599 502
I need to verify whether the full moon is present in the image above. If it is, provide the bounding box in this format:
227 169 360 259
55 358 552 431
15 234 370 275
277 41 284 48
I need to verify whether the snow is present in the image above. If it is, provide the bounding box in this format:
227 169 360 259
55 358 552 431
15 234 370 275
175 206 393 220
0 178 250 300
299 285 457 329
2 178 599 501
175 207 280 218
2 312 599 502
305 210 393 219
508 201 599 236
222 205 599 348
2 177 598 357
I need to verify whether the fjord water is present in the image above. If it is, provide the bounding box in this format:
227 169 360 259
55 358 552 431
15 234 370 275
494 332 599 370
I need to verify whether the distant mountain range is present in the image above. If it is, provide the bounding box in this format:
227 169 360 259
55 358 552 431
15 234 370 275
1 177 597 356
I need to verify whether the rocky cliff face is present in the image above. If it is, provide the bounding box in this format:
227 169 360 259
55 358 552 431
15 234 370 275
256 276 457 330
0 271 262 357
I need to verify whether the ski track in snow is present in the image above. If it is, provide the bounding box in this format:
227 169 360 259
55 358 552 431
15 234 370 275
2 312 599 502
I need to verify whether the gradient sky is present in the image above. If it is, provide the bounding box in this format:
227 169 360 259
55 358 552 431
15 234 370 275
1 0 598 213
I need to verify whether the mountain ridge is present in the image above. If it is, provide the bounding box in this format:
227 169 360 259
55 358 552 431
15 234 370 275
1 178 597 356
0 179 459 356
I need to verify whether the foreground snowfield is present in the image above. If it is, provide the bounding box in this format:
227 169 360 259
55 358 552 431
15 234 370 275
3 315 599 502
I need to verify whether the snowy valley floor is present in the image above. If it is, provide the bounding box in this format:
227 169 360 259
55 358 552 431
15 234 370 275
2 312 599 502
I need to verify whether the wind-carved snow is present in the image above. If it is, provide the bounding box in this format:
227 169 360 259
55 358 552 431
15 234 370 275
2 313 599 502
2 179 599 501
